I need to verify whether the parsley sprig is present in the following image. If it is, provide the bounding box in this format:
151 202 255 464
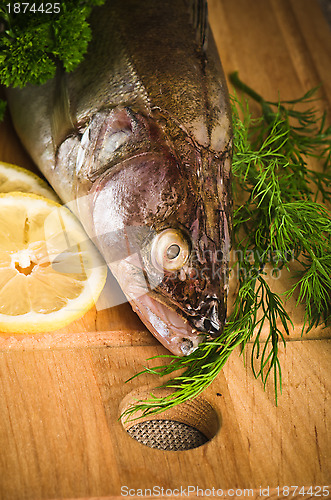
0 1 106 88
122 74 331 420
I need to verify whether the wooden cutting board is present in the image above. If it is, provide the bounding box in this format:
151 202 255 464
0 1 330 499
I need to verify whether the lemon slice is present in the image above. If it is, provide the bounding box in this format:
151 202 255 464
0 192 107 333
0 161 60 202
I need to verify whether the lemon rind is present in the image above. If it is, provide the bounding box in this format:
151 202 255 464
0 192 108 333
0 161 60 202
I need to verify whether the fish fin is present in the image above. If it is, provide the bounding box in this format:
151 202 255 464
51 70 75 150
189 0 208 51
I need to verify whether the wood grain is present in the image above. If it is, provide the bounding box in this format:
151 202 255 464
0 1 330 499
0 341 329 499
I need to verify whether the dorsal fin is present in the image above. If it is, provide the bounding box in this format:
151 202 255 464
189 0 208 51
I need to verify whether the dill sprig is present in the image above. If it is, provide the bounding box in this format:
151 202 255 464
0 1 106 88
122 75 331 420
123 268 291 421
231 72 331 333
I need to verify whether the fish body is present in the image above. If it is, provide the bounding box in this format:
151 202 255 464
6 0 232 356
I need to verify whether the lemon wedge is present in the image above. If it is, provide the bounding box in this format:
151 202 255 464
0 192 107 333
0 161 60 202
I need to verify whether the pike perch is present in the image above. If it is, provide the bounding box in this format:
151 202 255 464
7 0 232 356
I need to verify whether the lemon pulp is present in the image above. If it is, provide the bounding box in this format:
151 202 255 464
0 192 107 333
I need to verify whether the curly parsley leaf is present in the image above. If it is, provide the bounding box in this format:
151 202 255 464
0 1 106 88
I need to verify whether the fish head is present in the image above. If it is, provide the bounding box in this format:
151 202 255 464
78 106 232 356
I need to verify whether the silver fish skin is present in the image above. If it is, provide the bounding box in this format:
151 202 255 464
6 0 232 356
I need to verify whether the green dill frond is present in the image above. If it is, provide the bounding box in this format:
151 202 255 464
231 72 331 203
123 76 331 419
122 265 292 421
230 78 331 336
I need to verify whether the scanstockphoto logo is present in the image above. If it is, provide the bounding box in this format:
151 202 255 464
41 194 294 311
120 485 255 497
120 485 330 497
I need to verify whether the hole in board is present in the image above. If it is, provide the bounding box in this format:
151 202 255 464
119 387 220 451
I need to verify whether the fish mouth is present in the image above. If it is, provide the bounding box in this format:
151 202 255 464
129 292 205 356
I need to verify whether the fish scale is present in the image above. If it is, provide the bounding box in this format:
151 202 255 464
7 0 232 356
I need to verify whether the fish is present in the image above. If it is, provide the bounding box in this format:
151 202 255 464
6 0 232 356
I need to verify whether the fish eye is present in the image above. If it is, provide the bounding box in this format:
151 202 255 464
167 244 180 259
151 229 190 271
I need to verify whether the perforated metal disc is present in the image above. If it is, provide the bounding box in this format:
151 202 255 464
127 419 209 451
